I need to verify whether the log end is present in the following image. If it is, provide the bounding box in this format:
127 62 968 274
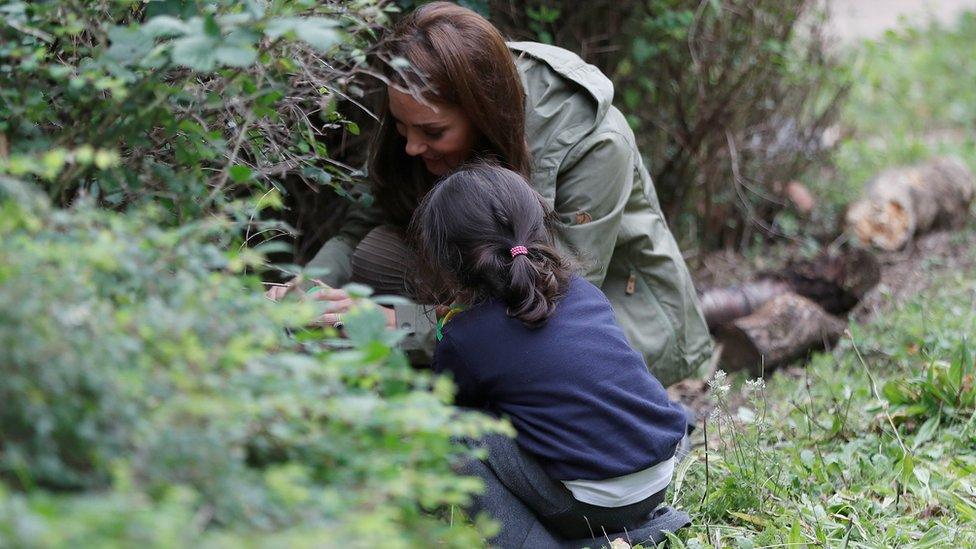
846 199 913 251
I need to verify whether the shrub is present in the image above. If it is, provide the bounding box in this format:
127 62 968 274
0 0 383 225
488 0 847 250
0 178 506 547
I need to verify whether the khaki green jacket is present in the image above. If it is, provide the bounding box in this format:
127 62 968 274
308 41 712 385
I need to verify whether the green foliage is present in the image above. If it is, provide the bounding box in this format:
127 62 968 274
0 178 507 547
882 340 976 424
524 4 561 45
667 9 976 529
0 0 386 219
670 242 976 546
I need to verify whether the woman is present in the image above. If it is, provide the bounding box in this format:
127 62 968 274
273 1 711 387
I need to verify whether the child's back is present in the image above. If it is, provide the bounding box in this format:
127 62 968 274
436 275 686 497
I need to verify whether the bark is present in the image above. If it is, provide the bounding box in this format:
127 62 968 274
700 278 793 330
717 293 847 375
700 247 880 329
846 157 974 251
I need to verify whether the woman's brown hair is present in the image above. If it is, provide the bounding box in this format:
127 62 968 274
409 163 572 328
369 1 530 227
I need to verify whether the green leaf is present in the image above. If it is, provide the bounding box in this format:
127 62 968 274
950 337 970 392
882 379 914 405
228 165 253 183
899 452 915 487
342 305 389 347
301 166 333 186
142 15 191 38
203 14 221 38
912 415 940 449
105 26 154 64
342 283 374 298
215 45 257 67
170 35 219 71
265 17 341 52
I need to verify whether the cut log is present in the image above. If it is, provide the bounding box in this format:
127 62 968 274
779 247 881 314
699 278 793 330
717 293 847 375
846 157 974 251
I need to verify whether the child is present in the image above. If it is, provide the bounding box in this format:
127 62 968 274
409 163 690 546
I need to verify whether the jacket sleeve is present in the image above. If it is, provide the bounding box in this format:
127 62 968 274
551 130 634 286
304 200 384 287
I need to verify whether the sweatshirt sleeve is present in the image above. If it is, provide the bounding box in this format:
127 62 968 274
551 131 634 287
432 334 484 408
305 200 439 362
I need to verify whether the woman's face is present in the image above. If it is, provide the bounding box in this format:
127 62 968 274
387 86 478 176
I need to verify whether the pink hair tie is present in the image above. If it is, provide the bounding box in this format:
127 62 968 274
510 245 528 258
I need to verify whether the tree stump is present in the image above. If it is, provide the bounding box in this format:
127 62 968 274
717 293 847 375
846 157 974 251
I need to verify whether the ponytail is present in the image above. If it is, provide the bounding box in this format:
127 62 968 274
505 244 566 328
410 163 573 328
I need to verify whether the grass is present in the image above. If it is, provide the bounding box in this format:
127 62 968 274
669 265 976 547
656 11 976 549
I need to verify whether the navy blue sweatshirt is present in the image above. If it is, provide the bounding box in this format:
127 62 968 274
433 276 687 481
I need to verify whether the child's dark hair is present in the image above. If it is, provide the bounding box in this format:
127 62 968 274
409 163 573 328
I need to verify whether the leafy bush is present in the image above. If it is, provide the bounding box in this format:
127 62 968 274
0 0 382 226
613 0 846 249
0 178 505 547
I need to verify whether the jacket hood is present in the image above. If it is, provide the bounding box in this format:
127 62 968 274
508 41 615 173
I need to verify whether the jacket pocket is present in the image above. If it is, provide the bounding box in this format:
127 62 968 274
605 263 682 384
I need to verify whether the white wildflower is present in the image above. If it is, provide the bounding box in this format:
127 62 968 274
744 377 766 395
708 369 730 398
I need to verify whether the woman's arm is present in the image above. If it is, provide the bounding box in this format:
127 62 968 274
550 130 634 285
305 200 385 287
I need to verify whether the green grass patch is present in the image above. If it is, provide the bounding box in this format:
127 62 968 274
660 14 976 547
670 266 976 547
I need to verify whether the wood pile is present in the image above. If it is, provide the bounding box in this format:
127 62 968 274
700 248 880 374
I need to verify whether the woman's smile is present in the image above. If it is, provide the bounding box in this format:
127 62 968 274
387 86 479 176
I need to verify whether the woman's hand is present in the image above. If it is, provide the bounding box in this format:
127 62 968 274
264 280 296 301
311 287 397 329
265 279 397 329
